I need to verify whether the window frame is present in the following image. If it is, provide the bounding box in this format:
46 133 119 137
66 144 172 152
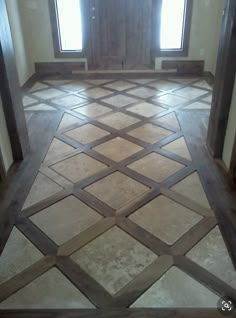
48 0 87 58
154 0 193 57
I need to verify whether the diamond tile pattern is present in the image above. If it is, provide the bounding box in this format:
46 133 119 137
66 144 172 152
74 103 112 118
97 112 140 130
58 114 84 130
127 87 159 98
33 88 65 100
155 94 188 107
44 138 74 162
153 112 180 129
127 102 166 117
53 95 88 108
102 94 138 107
173 87 207 100
81 87 113 99
104 80 136 91
162 137 192 160
65 124 110 144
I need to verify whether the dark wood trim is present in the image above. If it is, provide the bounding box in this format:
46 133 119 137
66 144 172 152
0 147 7 183
21 74 39 93
162 60 204 75
35 62 88 75
207 0 236 158
229 134 236 181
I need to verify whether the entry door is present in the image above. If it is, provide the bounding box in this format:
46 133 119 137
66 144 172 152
90 0 153 69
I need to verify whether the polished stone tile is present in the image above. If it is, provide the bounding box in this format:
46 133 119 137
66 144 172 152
25 104 56 111
129 195 202 245
154 94 188 107
23 96 37 107
127 87 159 98
104 80 136 91
154 112 180 129
23 173 63 210
128 153 184 183
44 79 72 85
74 103 112 118
183 101 211 110
193 80 213 90
29 82 48 92
0 227 43 285
58 114 84 131
97 112 140 130
187 226 236 289
102 94 138 107
33 88 65 100
30 196 103 245
127 124 173 144
171 172 211 209
0 268 95 309
148 80 181 92
131 266 219 308
61 81 91 92
93 137 143 162
127 102 166 118
53 95 88 108
85 172 150 210
173 87 207 100
44 138 74 162
71 226 157 295
85 79 113 85
128 78 155 84
81 88 113 99
162 137 192 160
51 153 107 183
65 124 110 144
202 95 212 103
168 77 199 84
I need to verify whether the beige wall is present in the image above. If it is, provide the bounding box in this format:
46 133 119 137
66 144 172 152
223 77 236 169
6 0 34 86
0 95 13 172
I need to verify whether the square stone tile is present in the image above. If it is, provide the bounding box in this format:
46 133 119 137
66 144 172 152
131 266 218 308
81 88 113 99
29 82 49 92
33 88 65 100
129 195 202 245
44 138 74 162
74 103 112 118
154 94 188 107
127 102 166 118
161 137 192 160
65 124 110 144
193 80 213 90
127 124 173 144
173 87 207 100
71 226 157 295
104 80 136 91
93 137 143 162
60 81 91 92
167 77 199 84
85 79 113 85
153 112 180 130
53 95 88 108
102 94 138 107
128 78 155 85
170 172 210 209
183 101 211 110
58 114 84 131
148 80 181 92
0 268 94 309
187 226 236 289
44 79 73 85
97 112 140 130
127 87 159 98
23 96 37 107
51 153 107 183
128 153 184 183
30 196 103 245
85 172 150 210
0 227 43 285
25 104 56 111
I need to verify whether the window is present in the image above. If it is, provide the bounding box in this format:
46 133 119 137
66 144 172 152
49 0 84 57
158 0 193 56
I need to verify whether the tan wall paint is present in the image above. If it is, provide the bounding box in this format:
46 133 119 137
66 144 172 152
6 0 34 86
0 95 13 172
223 77 236 169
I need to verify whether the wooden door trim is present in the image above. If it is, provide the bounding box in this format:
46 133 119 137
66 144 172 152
207 0 236 158
0 147 7 183
230 133 236 180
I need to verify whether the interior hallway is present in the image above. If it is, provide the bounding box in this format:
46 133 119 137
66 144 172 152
0 75 236 311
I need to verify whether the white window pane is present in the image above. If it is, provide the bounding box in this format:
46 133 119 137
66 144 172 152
160 0 186 50
56 0 83 51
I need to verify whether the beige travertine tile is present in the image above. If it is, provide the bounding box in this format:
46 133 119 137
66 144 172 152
23 96 37 107
193 80 213 90
85 172 150 210
128 153 184 183
44 79 72 85
187 226 236 289
102 94 138 107
127 87 159 98
93 137 143 162
131 266 219 308
162 137 192 160
74 103 111 118
0 268 95 309
129 195 202 245
25 104 56 111
154 112 180 129
71 226 157 295
154 94 188 107
60 81 91 92
51 153 107 184
104 80 136 91
53 95 88 108
0 227 43 285
81 87 113 99
171 172 211 209
202 95 212 103
148 80 181 92
29 82 48 92
127 123 173 144
173 87 207 100
23 173 63 210
127 102 166 118
33 88 65 100
183 102 211 110
85 79 113 85
168 77 199 84
30 196 103 245
128 78 155 84
97 112 140 130
65 124 110 144
58 114 84 130
44 138 74 162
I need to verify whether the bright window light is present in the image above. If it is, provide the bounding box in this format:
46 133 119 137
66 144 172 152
160 0 186 50
56 0 83 51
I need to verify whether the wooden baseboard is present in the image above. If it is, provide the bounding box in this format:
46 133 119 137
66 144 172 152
35 62 87 75
162 60 204 75
215 159 236 187
21 73 39 92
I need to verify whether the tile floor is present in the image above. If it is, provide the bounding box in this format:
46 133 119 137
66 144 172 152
1 76 235 311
